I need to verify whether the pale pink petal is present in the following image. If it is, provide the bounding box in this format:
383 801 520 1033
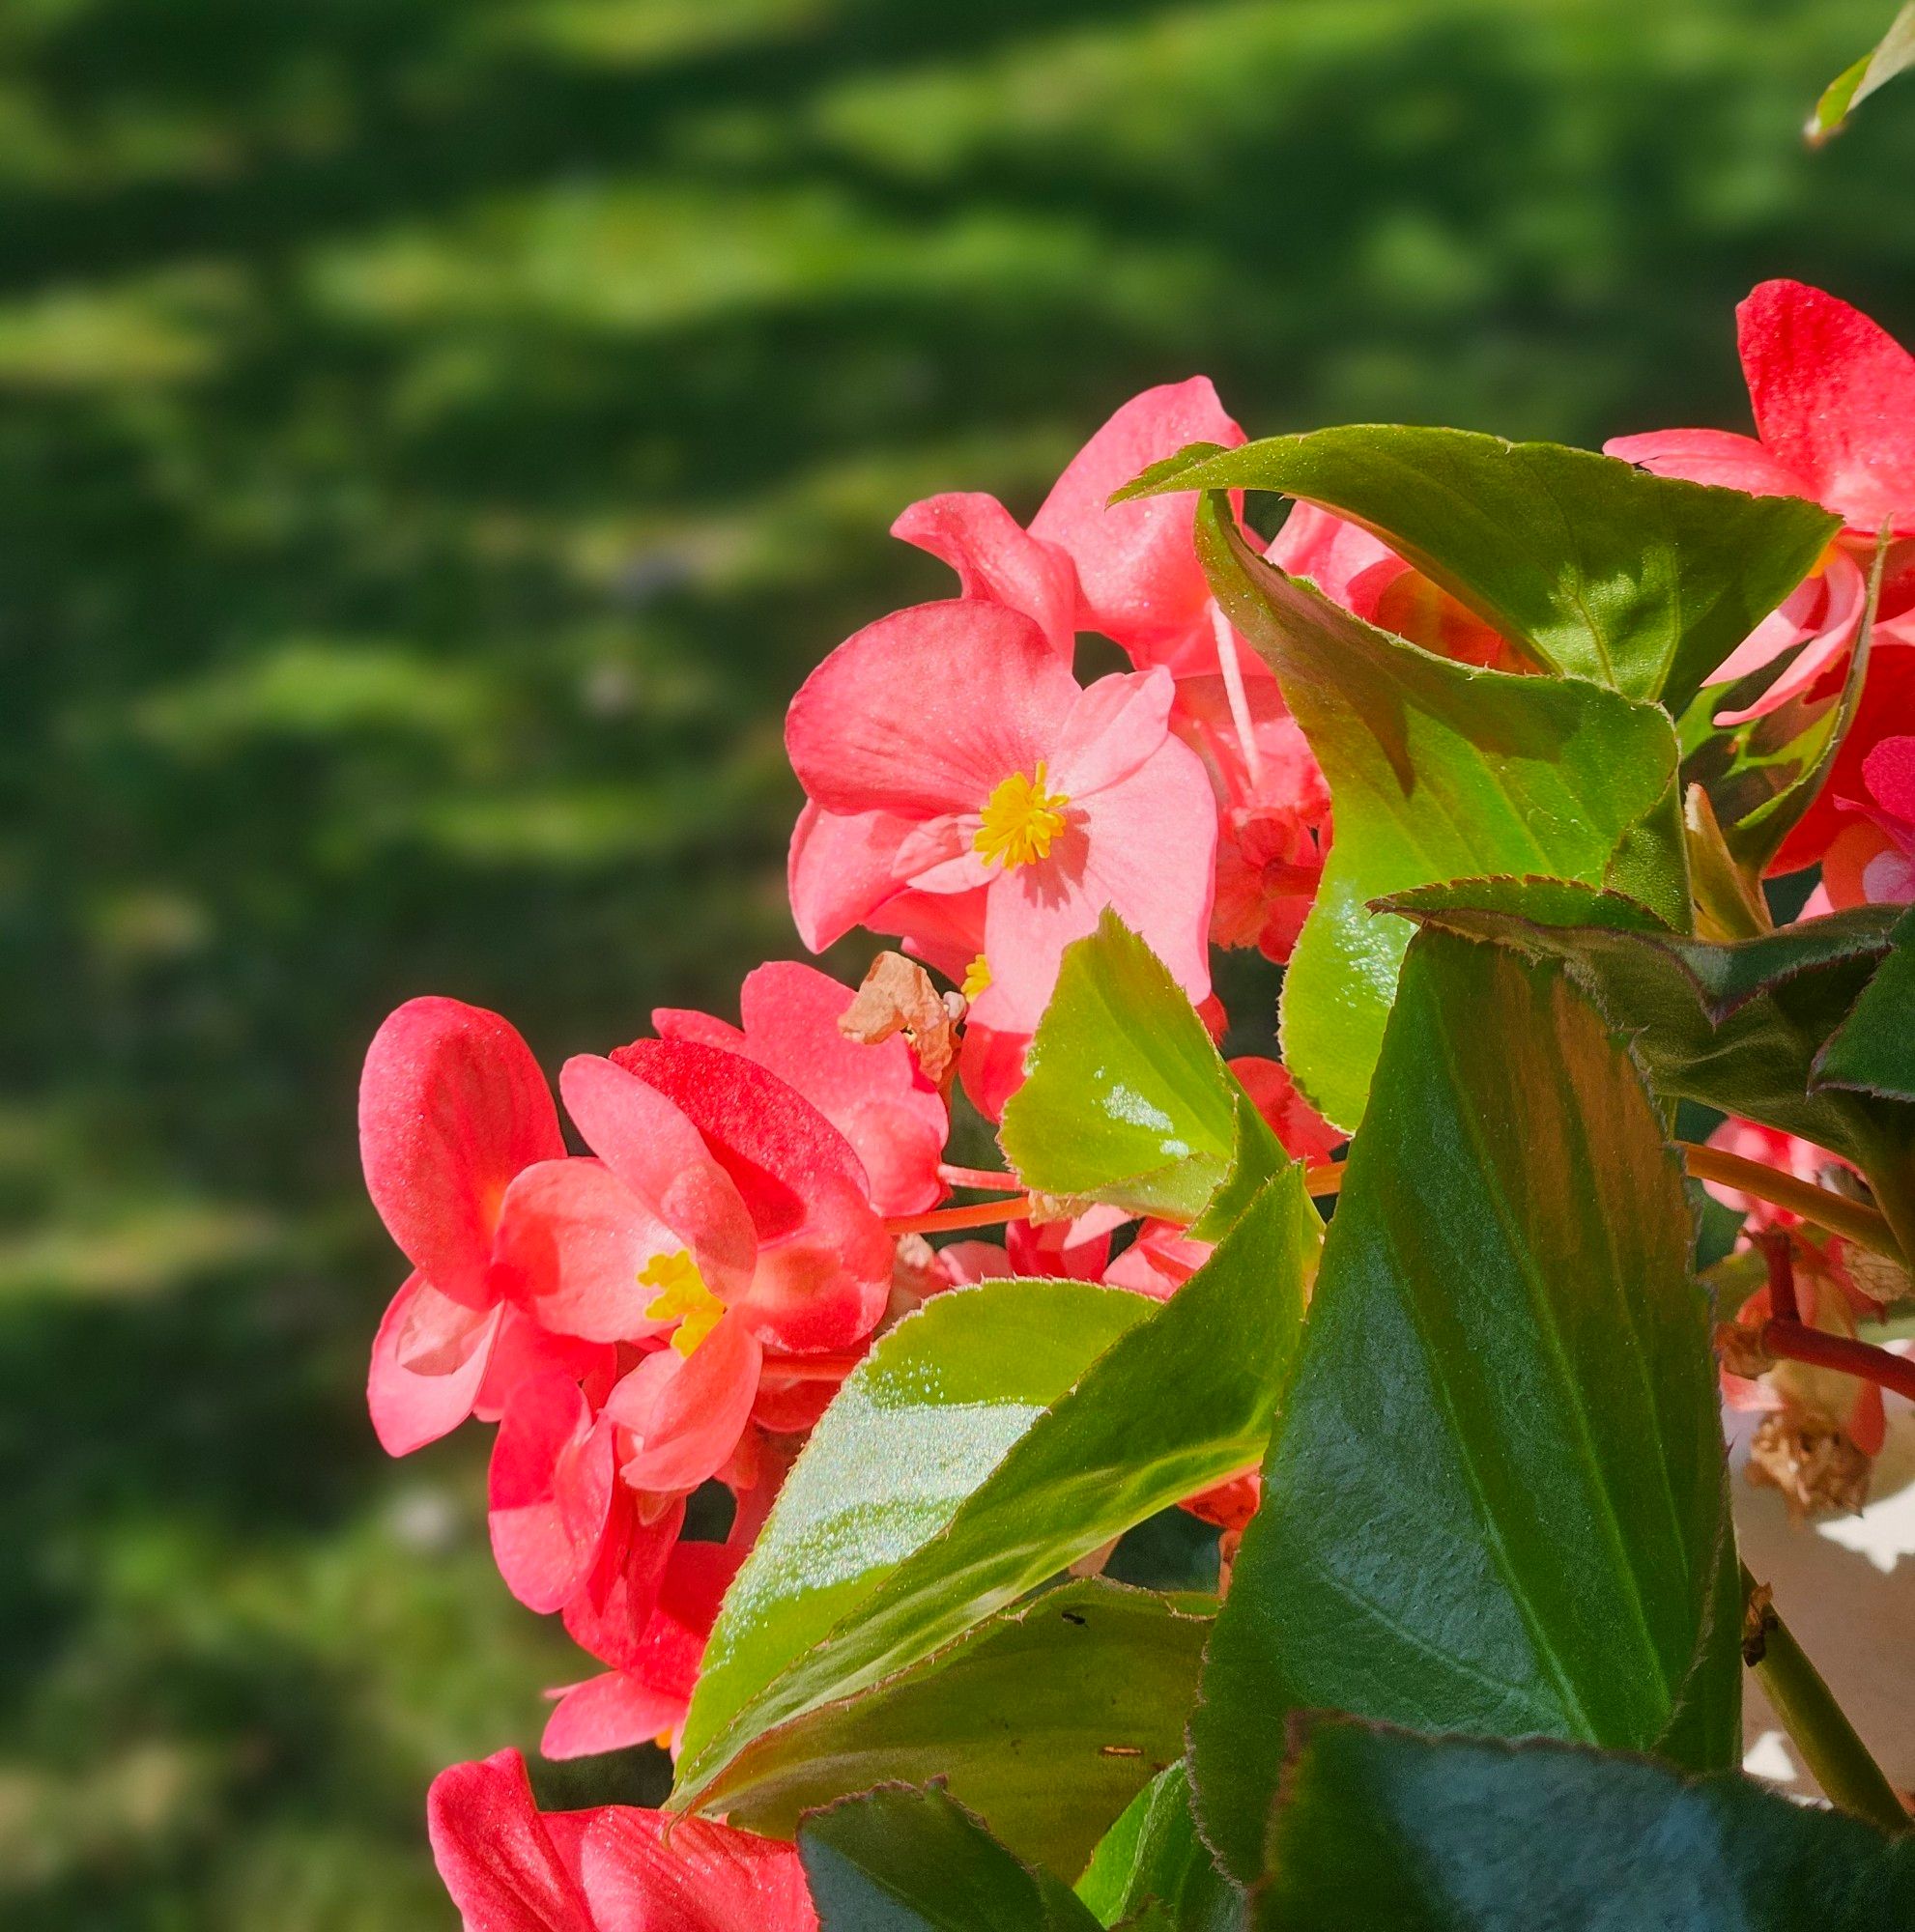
368 1273 501 1456
1030 377 1244 664
1712 547 1867 722
608 1315 763 1495
786 802 918 953
1861 846 1915 905
495 1159 679 1345
1740 279 1915 533
541 1669 687 1762
490 1375 618 1614
558 1057 757 1301
1265 501 1401 611
1602 427 1815 499
359 997 564 1307
892 492 1078 657
427 1749 595 1932
786 600 1078 818
1047 668 1176 798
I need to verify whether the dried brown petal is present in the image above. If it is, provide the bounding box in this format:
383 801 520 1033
839 952 960 1083
1745 1411 1872 1519
1715 1321 1775 1381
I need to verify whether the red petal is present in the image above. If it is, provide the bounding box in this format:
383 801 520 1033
490 1375 618 1614
577 1810 817 1932
607 1315 763 1495
426 1748 595 1932
359 997 562 1306
562 1491 687 1670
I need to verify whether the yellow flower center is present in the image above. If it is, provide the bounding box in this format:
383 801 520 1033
961 953 992 1000
640 1249 726 1357
974 761 1070 869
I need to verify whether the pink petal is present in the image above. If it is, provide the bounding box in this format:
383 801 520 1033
869 885 988 983
426 1748 596 1932
1265 501 1401 611
1103 1221 1210 1298
562 1491 687 1671
367 1273 501 1456
474 1309 617 1426
786 802 918 953
956 1019 1030 1122
490 1375 618 1614
558 1057 757 1302
495 1159 681 1345
1602 427 1814 499
607 1315 763 1495
786 599 1077 818
1862 733 1915 825
1047 668 1176 798
541 1669 687 1761
1711 546 1868 721
1740 279 1915 533
577 1811 818 1932
892 492 1079 658
1007 1203 1128 1280
1030 377 1244 663
359 997 564 1307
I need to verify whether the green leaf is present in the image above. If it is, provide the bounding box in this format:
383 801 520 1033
800 1783 1101 1932
1812 3 1915 140
1188 933 1735 1884
1000 911 1269 1224
1389 881 1907 1165
1118 425 1836 707
1252 1720 1915 1930
1077 1763 1242 1932
680 1579 1211 1878
675 1174 1320 1809
1193 493 1685 1129
1817 910 1915 1103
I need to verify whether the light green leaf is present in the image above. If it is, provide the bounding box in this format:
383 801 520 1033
1117 424 1836 707
800 1783 1101 1932
682 1579 1210 1878
1000 911 1274 1224
1189 934 1735 1883
1193 493 1685 1128
676 1174 1319 1810
1811 3 1915 141
1077 1763 1242 1932
1253 1720 1915 1930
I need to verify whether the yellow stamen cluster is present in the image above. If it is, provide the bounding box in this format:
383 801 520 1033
974 761 1070 869
640 1249 726 1357
961 953 993 1000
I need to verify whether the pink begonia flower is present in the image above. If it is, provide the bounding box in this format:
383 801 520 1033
1700 1119 1845 1234
786 597 1217 1108
360 997 571 1456
489 1371 620 1614
1606 280 1915 719
1820 734 1915 909
894 378 1245 673
653 961 948 1218
545 1537 742 1760
428 1747 816 1932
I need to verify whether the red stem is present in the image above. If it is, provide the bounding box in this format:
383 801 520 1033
1760 1319 1915 1405
886 1197 1037 1236
1757 1229 1801 1325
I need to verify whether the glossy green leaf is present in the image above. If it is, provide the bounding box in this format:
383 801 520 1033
1390 881 1908 1165
676 1174 1319 1810
1077 1763 1242 1932
1252 1720 1915 1930
685 1579 1211 1877
1812 3 1915 140
1189 934 1735 1883
1118 424 1836 708
1816 909 1915 1103
1001 912 1270 1224
800 1783 1101 1932
1193 493 1685 1128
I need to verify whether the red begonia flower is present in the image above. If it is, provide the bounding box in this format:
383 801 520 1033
428 1747 816 1931
1774 643 1915 872
1821 733 1915 908
653 960 949 1219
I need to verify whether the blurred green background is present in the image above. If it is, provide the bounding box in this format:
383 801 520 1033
4 0 1914 1921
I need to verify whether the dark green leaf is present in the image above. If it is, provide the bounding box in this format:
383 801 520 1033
1001 911 1268 1224
1194 494 1685 1128
1389 881 1907 1164
1816 909 1915 1103
800 1783 1101 1932
1077 1763 1243 1932
1118 424 1836 707
1812 3 1915 140
1189 934 1735 1883
676 1174 1319 1810
684 1579 1211 1878
1253 1720 1915 1930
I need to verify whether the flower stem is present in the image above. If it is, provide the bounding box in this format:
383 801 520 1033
885 1197 1037 1236
1675 1141 1901 1261
1759 1318 1915 1404
1741 1565 1906 1834
936 1163 1027 1193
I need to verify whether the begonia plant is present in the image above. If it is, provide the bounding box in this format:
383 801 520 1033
361 278 1915 1929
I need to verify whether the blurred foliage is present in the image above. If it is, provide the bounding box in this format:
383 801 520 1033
2 0 1914 1922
